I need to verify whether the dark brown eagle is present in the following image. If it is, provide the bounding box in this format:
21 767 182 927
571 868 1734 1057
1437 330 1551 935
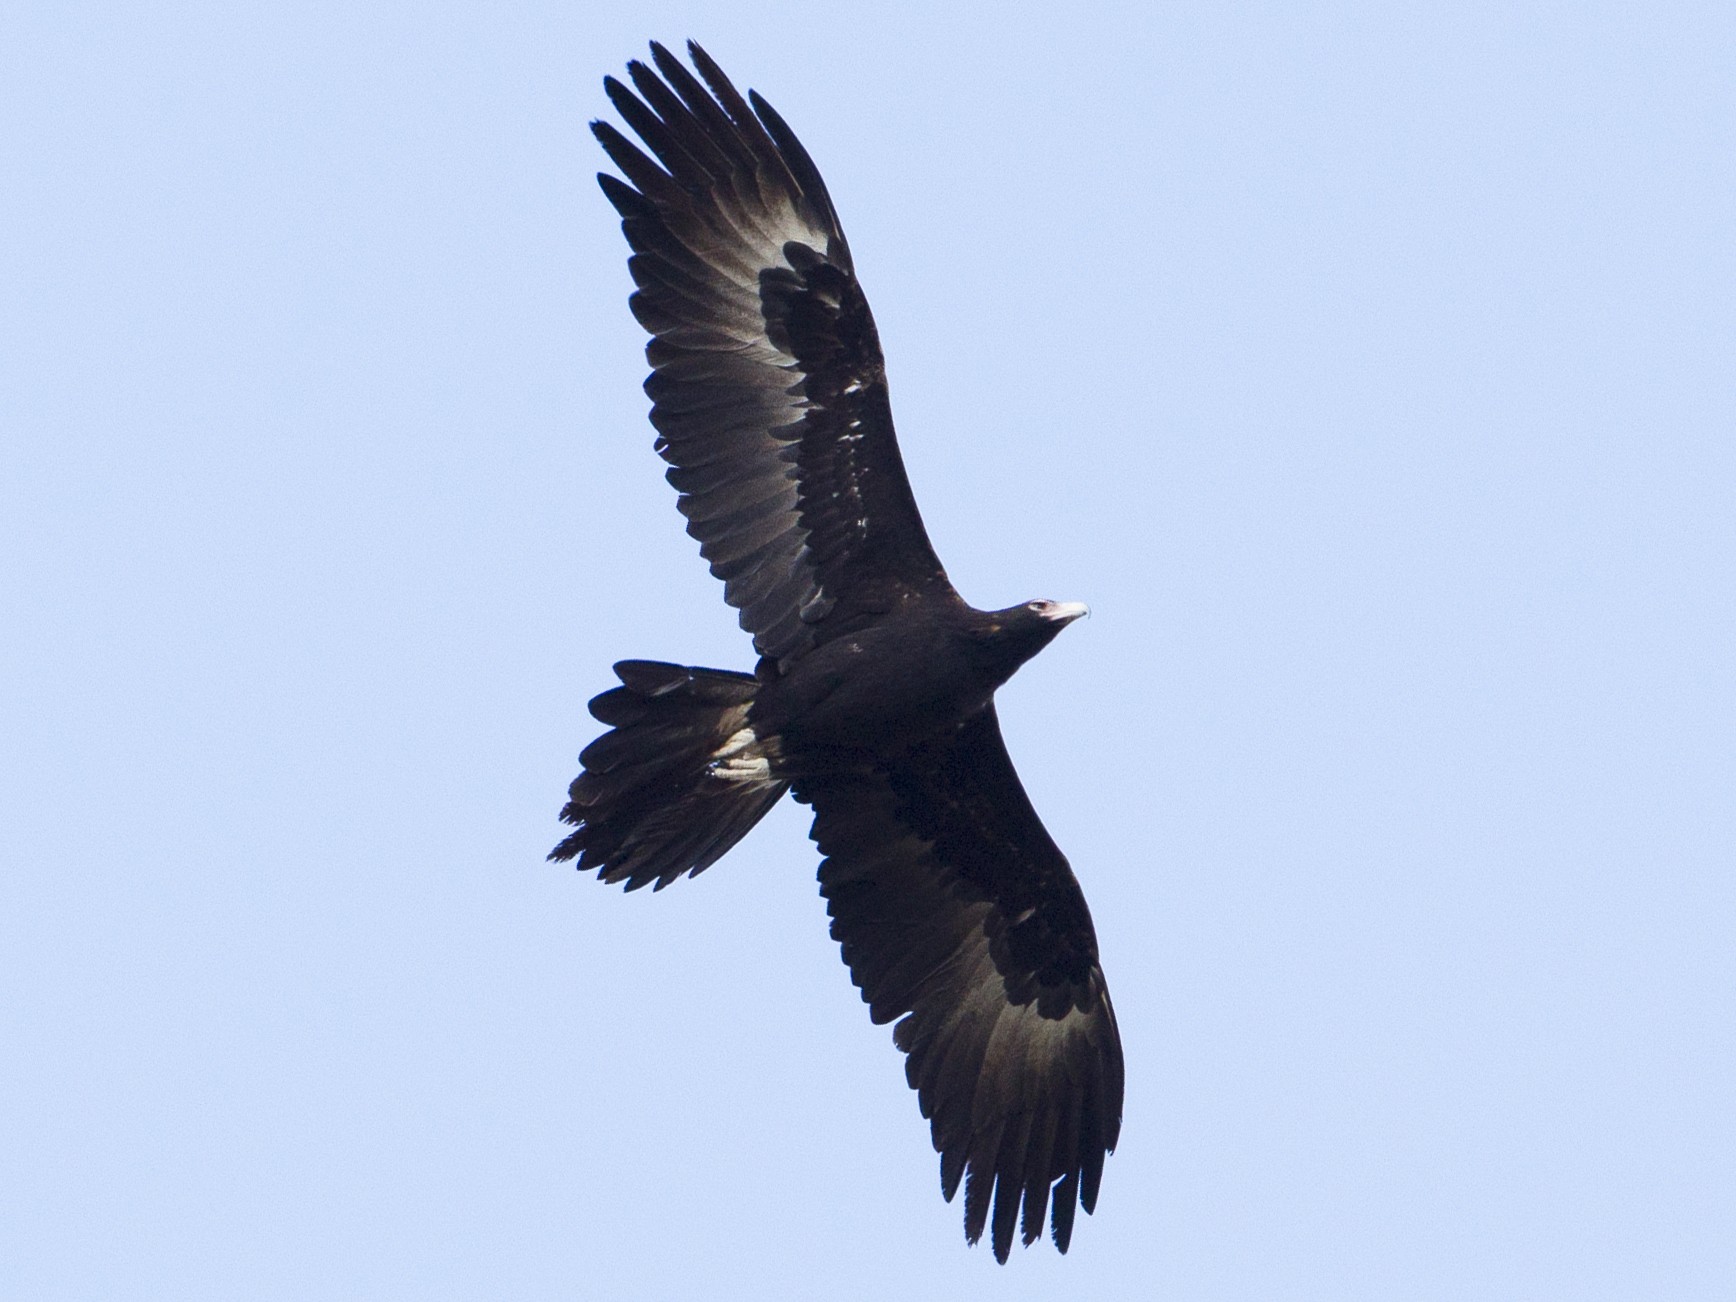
553 41 1124 1263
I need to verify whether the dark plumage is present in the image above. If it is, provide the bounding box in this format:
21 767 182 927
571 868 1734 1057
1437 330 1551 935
553 42 1123 1263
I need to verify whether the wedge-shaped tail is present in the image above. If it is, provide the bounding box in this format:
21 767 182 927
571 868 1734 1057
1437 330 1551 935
551 660 788 890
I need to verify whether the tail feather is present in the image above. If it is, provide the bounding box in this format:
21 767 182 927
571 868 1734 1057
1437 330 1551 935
551 660 788 890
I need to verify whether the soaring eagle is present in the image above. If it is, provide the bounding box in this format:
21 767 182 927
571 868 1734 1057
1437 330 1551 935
553 41 1124 1262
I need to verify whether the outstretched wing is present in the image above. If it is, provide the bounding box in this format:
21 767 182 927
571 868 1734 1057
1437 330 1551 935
594 42 952 665
795 707 1124 1262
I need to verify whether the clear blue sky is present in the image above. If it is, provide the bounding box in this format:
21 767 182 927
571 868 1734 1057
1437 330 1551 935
4 3 1732 1298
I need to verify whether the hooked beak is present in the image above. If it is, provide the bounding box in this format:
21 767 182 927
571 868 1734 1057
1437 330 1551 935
1041 601 1090 625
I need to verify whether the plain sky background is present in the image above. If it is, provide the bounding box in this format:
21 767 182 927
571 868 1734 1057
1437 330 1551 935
4 2 1732 1298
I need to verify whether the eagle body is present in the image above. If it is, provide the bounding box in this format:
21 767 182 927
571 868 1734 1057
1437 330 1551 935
553 42 1125 1263
751 596 1078 757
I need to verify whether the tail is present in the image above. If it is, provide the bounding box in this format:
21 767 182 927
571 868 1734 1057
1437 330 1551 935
550 660 789 890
